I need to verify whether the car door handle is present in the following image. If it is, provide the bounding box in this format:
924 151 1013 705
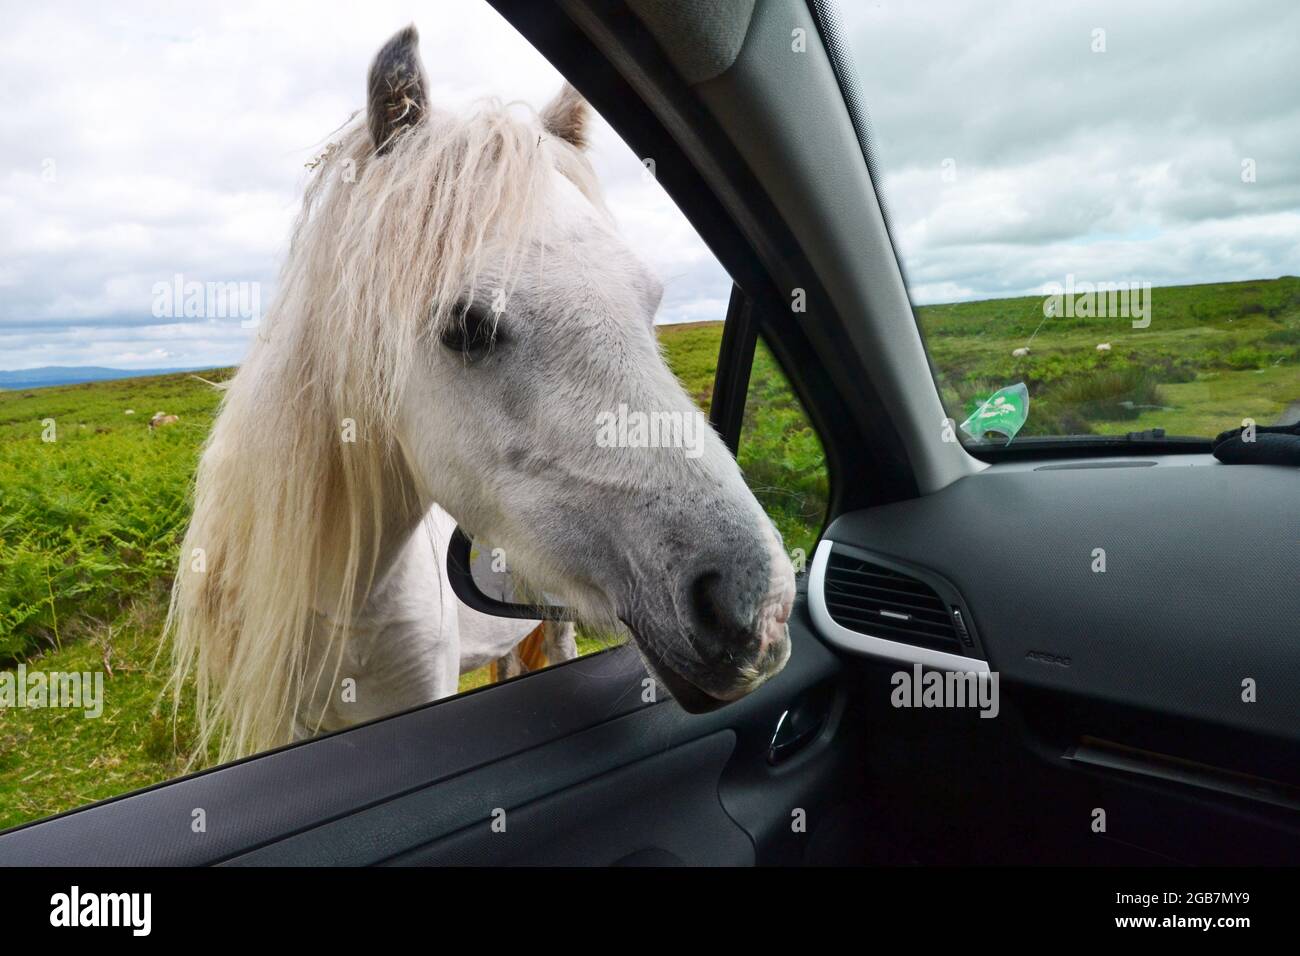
767 688 832 765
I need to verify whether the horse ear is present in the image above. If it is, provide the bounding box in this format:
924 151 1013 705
367 25 428 155
540 83 591 150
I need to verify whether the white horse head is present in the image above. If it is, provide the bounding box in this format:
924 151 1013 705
170 25 794 760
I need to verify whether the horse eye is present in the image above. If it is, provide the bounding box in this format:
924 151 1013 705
441 305 501 361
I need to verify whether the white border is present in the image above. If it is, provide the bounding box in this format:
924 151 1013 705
808 539 990 673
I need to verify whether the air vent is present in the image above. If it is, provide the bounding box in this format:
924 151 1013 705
823 551 963 654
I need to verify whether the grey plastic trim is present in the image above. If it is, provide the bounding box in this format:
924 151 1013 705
1065 737 1300 814
807 0 892 235
626 0 755 85
808 539 989 673
685 0 983 494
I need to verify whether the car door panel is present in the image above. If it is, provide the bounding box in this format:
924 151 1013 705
0 602 855 866
380 732 750 867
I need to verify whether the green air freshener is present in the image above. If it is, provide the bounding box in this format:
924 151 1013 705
960 383 1029 443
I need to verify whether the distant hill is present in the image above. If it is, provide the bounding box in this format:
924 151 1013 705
0 366 215 390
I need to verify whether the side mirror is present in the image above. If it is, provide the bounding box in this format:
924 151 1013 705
445 526 575 621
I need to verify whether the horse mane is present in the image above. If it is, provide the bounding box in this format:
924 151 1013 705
168 99 604 763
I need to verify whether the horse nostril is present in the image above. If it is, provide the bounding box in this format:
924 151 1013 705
688 570 751 647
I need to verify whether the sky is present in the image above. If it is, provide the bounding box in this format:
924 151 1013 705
2 0 1297 370
842 0 1300 304
0 0 730 370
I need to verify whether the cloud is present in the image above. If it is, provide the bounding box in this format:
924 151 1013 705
843 0 1300 303
0 0 730 369
2 1 1296 368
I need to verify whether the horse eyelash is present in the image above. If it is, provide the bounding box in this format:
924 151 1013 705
441 303 504 358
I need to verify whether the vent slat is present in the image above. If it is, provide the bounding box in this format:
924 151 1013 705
824 580 948 617
825 567 934 595
825 609 962 651
823 551 962 653
824 597 951 628
823 603 958 639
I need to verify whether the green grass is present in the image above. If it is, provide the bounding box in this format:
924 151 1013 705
1089 362 1300 438
0 599 197 829
1047 367 1165 422
655 322 728 409
922 276 1300 437
3 276 1294 830
0 371 232 830
0 370 234 664
0 326 823 829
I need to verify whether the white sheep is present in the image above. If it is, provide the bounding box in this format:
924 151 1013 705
1096 342 1112 353
1012 347 1031 358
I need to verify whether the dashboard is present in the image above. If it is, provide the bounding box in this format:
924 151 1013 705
813 455 1299 754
